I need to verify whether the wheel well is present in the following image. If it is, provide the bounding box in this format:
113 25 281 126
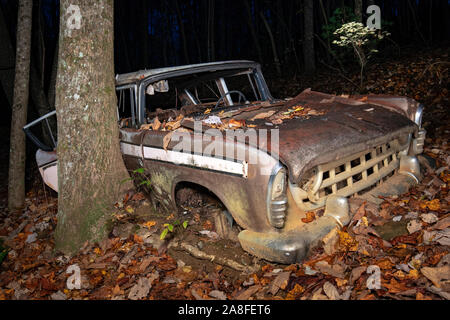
174 181 226 210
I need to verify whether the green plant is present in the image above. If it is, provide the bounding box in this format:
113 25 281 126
321 6 357 44
160 219 189 240
332 21 390 89
120 167 151 191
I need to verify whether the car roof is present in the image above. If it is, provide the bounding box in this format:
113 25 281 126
115 60 259 86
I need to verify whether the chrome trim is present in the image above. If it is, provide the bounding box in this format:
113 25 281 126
414 104 424 128
308 169 323 203
399 155 421 183
411 129 426 155
23 110 56 130
323 195 350 228
266 164 287 228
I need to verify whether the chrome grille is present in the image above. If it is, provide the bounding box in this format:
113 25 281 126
296 139 406 210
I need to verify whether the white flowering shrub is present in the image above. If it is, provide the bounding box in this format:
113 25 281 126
333 22 389 48
332 22 390 89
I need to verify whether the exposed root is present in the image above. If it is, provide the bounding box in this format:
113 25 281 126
169 241 258 274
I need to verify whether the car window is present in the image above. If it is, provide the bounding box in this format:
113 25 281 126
116 87 137 126
143 79 182 112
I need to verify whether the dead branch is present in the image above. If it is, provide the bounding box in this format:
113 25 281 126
169 241 259 274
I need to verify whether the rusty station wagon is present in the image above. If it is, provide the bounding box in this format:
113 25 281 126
24 60 427 264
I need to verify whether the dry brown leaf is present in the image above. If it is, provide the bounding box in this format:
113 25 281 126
234 285 261 300
250 110 277 120
421 265 450 290
269 271 291 295
301 211 316 223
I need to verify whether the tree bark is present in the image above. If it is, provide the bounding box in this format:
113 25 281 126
243 0 263 64
174 0 189 64
54 0 130 255
303 0 315 74
260 11 281 76
47 44 58 109
1 2 54 138
354 0 363 22
0 5 15 108
8 0 33 211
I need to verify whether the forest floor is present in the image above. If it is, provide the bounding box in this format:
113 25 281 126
0 47 448 300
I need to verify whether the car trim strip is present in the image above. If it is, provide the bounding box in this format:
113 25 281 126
120 142 248 177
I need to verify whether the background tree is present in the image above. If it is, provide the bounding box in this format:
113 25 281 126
303 0 316 74
0 5 15 108
8 0 32 211
54 0 130 254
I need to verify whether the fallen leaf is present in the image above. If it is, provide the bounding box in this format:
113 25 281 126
269 271 291 295
250 110 276 120
125 206 134 214
407 220 422 234
131 192 146 201
322 227 339 255
301 211 316 223
338 230 358 251
128 277 151 300
376 258 394 270
432 216 450 230
416 292 433 300
234 285 261 300
323 281 341 300
420 213 439 224
420 199 440 211
163 131 174 151
349 266 366 285
383 278 411 294
142 221 157 229
209 290 227 300
314 261 346 279
421 265 450 290
112 285 124 296
309 287 327 300
285 284 304 300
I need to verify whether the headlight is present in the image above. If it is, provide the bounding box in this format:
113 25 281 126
267 165 287 228
414 104 424 128
272 167 286 199
411 104 425 155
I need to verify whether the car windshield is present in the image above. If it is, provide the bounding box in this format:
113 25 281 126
143 68 269 113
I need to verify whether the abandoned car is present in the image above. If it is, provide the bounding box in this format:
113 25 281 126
24 60 427 264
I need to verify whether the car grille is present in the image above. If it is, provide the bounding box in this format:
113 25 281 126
297 138 407 210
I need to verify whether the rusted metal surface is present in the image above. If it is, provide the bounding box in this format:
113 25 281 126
26 61 427 264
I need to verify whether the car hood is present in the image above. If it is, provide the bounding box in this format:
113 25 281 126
229 90 418 182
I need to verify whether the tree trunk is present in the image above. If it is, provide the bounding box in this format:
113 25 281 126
0 5 15 108
260 11 281 76
8 0 33 211
1 2 54 142
354 0 363 22
303 0 315 74
174 0 189 64
54 0 130 255
243 0 263 64
47 44 58 109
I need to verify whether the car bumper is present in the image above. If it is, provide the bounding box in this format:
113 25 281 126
238 168 419 264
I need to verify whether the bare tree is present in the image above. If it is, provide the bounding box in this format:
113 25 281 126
243 0 263 64
354 0 363 22
0 6 15 108
303 0 315 74
174 0 190 64
260 11 281 76
8 0 33 211
54 0 130 254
